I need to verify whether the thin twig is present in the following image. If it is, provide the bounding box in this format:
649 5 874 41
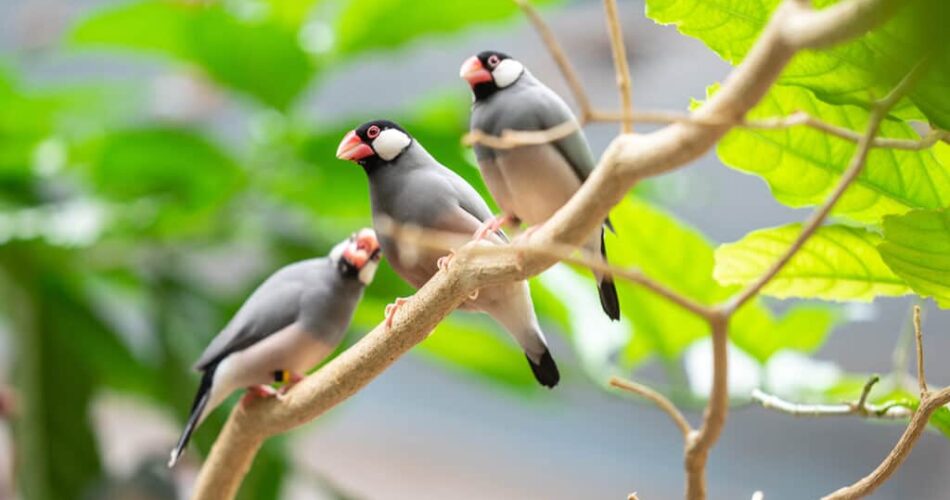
610 376 692 437
515 0 593 120
725 60 928 314
823 313 950 500
746 112 949 151
750 376 914 420
913 305 927 397
855 375 880 413
684 311 730 500
466 107 947 151
464 120 579 149
602 0 634 133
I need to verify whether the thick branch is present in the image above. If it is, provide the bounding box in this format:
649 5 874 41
610 376 692 437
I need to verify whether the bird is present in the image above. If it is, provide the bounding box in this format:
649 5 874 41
335 120 559 388
167 229 382 468
460 50 621 321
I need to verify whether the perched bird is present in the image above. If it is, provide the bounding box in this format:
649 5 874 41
168 229 382 468
460 50 621 321
336 120 559 388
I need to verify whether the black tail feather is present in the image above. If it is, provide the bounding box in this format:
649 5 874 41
168 365 216 468
598 229 621 321
598 278 621 321
526 349 560 388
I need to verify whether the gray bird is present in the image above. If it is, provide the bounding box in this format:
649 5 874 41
167 229 382 467
336 120 559 388
460 50 620 321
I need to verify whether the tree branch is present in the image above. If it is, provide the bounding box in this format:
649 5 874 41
750 376 915 420
192 0 912 497
602 0 634 133
610 376 692 437
823 310 950 500
684 312 729 500
515 0 593 119
913 305 928 397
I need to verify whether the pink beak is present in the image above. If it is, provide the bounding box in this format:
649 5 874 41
336 130 374 161
344 228 381 269
355 228 380 255
459 56 493 86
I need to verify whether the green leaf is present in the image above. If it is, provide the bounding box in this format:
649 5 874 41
611 198 838 365
878 207 950 308
715 84 950 223
646 0 950 128
71 1 315 109
351 297 538 390
84 127 244 238
731 303 839 362
715 223 912 301
418 316 540 390
334 0 554 56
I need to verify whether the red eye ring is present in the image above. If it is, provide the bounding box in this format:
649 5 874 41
367 125 380 139
487 55 500 67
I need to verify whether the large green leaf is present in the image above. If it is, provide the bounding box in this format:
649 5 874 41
611 198 838 365
71 1 315 109
646 0 950 128
716 84 950 223
334 0 550 56
878 207 950 308
83 127 244 238
715 223 912 301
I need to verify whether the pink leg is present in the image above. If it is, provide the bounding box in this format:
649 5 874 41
241 384 278 407
385 297 409 329
437 250 456 271
473 213 516 241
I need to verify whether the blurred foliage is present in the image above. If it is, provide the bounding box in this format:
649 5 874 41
0 0 946 498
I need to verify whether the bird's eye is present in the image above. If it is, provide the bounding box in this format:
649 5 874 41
487 55 500 67
367 125 381 139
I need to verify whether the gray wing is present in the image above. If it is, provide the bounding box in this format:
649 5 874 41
193 263 312 370
532 87 598 182
440 167 509 242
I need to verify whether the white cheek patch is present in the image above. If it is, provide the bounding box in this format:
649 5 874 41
372 129 411 161
359 259 379 285
492 59 524 88
328 241 346 262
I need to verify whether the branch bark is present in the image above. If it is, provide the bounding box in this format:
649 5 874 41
191 0 910 497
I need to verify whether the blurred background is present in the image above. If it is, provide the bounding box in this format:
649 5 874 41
1 0 948 499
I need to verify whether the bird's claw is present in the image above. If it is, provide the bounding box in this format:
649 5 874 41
241 384 279 407
473 213 514 241
437 251 456 271
385 297 409 329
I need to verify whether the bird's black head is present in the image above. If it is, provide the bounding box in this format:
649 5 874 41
333 228 382 284
336 119 413 171
460 50 525 101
